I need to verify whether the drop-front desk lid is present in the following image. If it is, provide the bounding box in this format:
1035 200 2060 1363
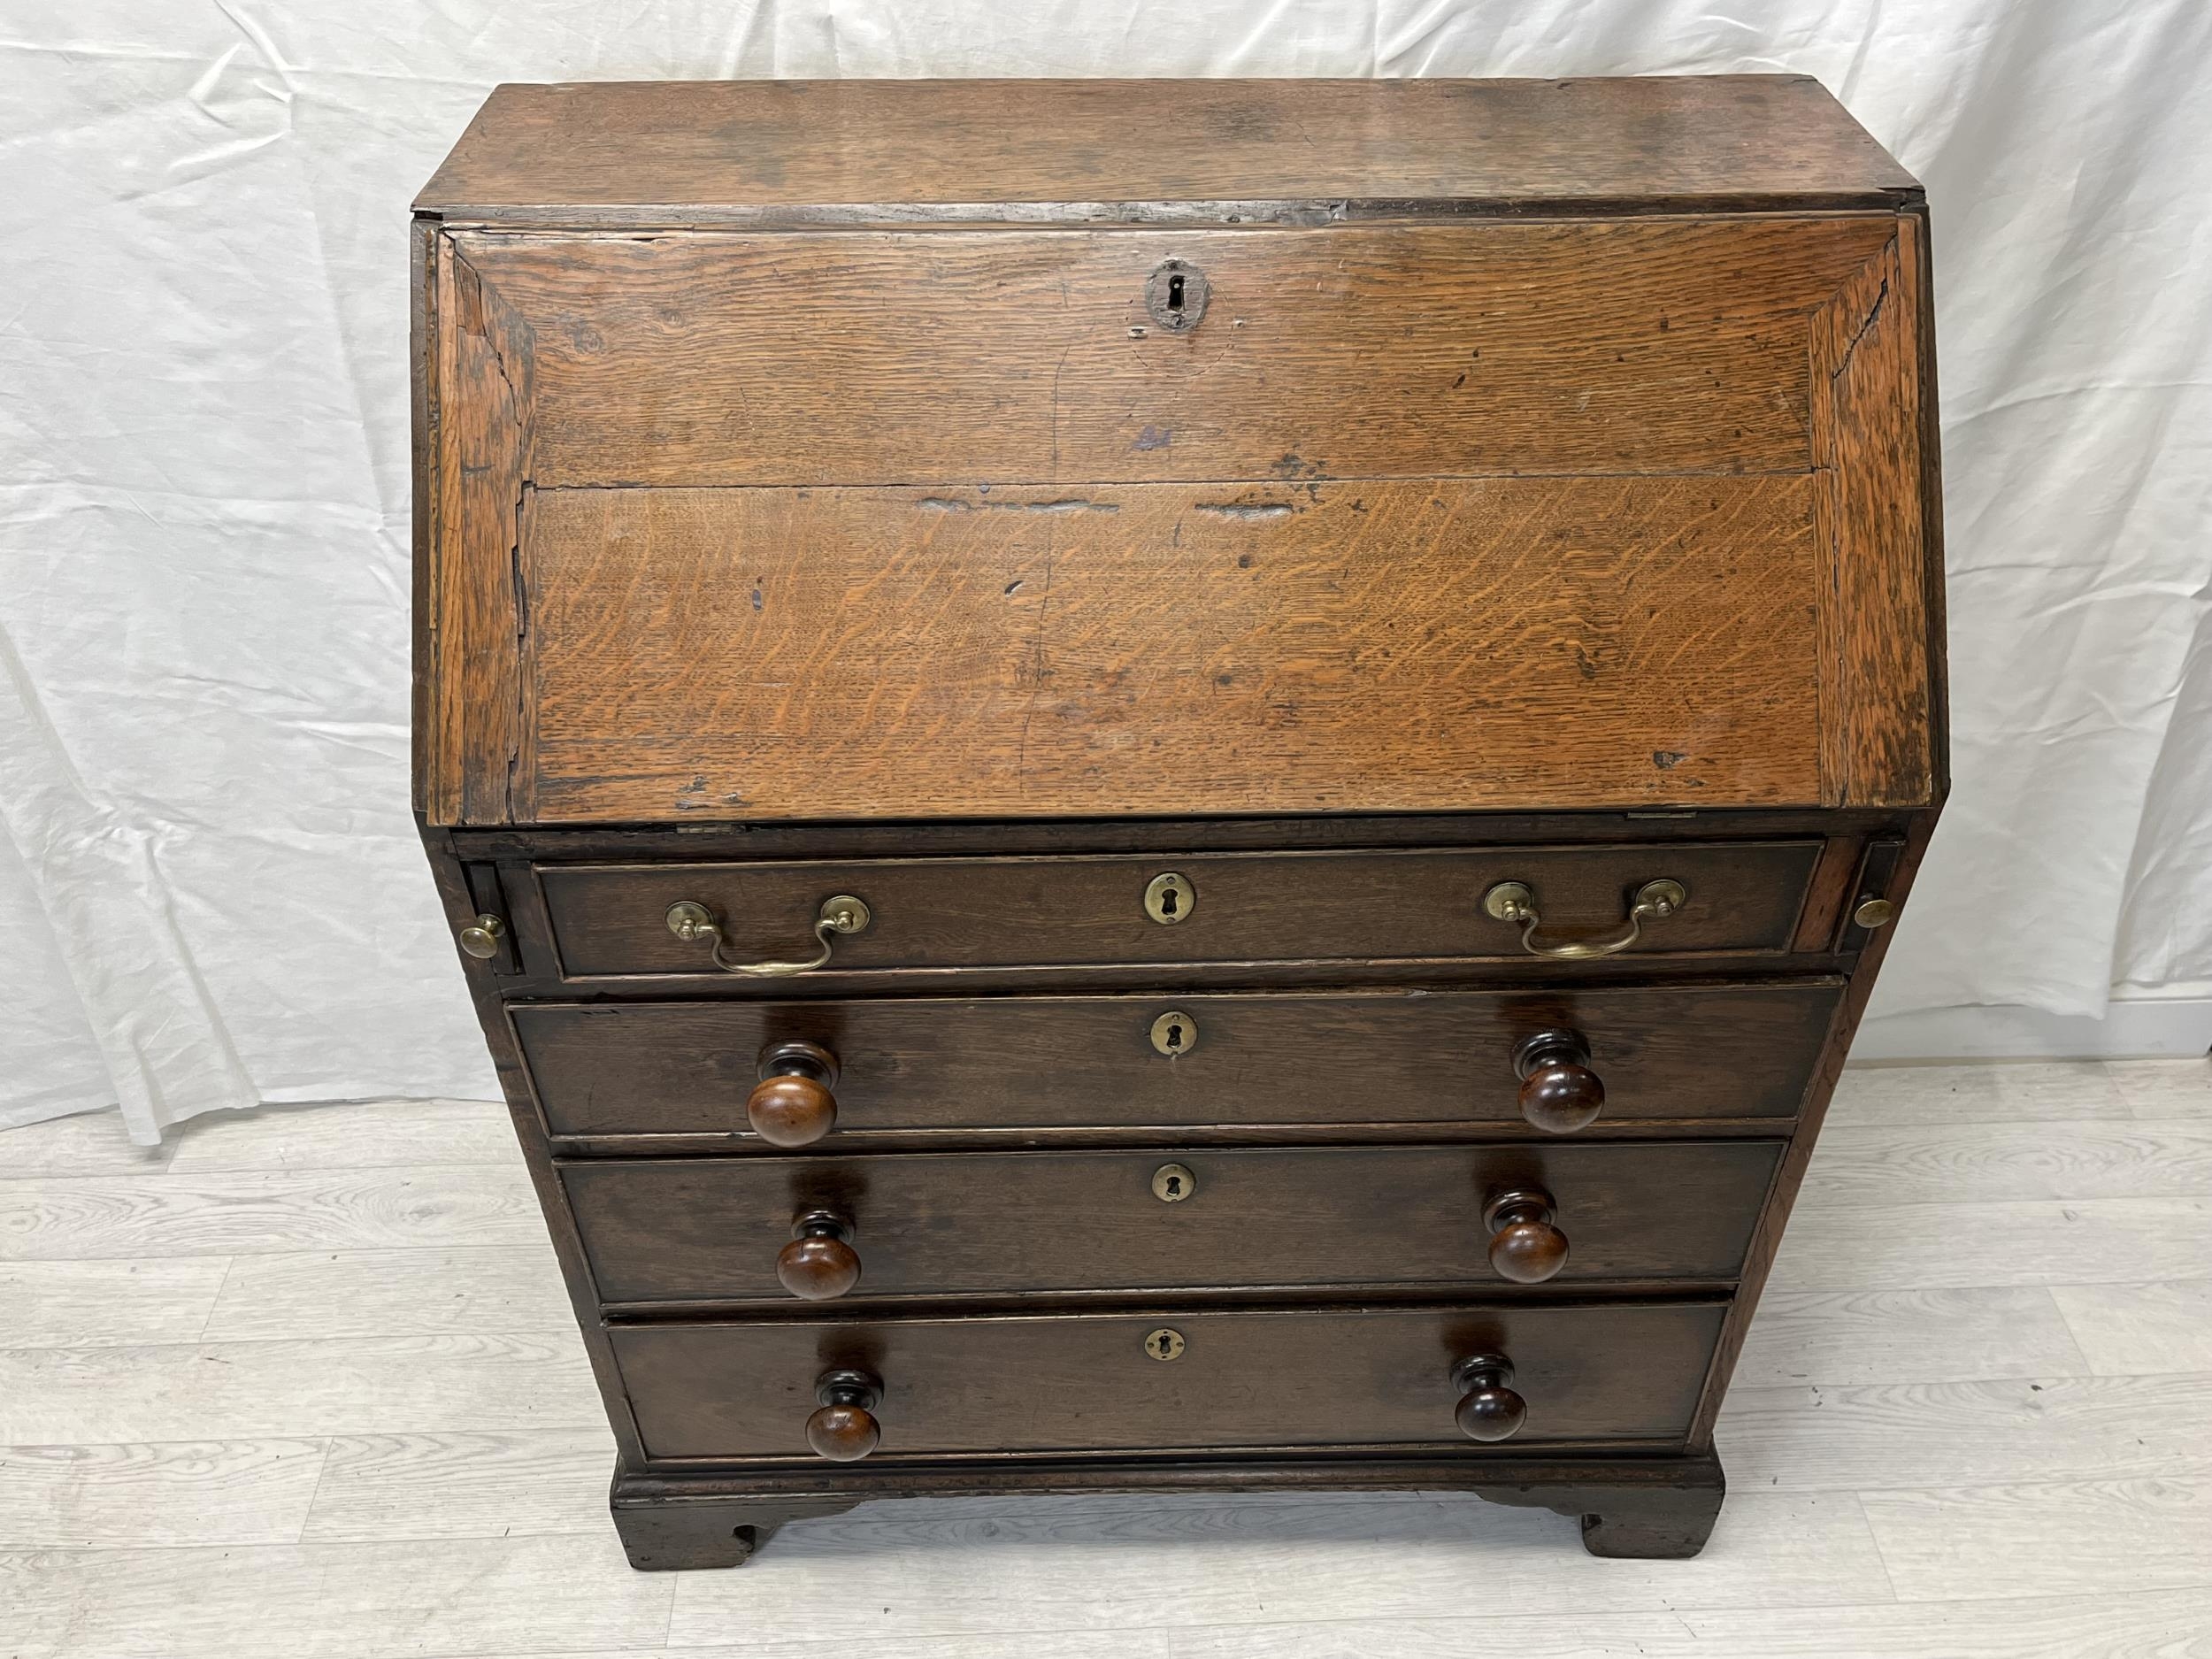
412 77 1941 826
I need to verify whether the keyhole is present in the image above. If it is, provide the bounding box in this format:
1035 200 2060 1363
1164 1174 1183 1197
1166 273 1186 312
1144 1325 1186 1361
1154 1333 1171 1355
1149 1010 1199 1056
1144 872 1195 926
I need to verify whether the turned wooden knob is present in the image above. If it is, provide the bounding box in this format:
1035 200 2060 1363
1452 1354 1528 1442
777 1210 861 1300
806 1368 882 1461
749 1041 839 1146
1484 1188 1569 1284
1513 1029 1604 1134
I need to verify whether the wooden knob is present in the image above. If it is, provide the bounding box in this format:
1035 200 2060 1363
1484 1188 1569 1284
777 1211 861 1301
1452 1354 1527 1442
748 1041 840 1146
806 1368 882 1461
1513 1030 1603 1134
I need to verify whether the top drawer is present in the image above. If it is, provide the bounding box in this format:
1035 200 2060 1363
537 840 1819 979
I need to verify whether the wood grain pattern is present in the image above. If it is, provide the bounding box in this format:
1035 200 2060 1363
164 1096 517 1173
516 981 1839 1141
1811 221 1936 806
301 1429 615 1542
1729 1286 2090 1388
565 1141 1781 1303
452 218 1893 487
613 1301 1726 1461
0 1258 231 1348
2050 1278 2212 1376
0 1334 602 1445
1858 1479 2212 1604
1768 1196 2212 1294
1720 1372 2212 1493
1797 1118 2212 1207
420 244 531 823
659 1485 1893 1637
416 77 1921 224
667 1589 2212 1655
0 1170 543 1261
538 841 1822 979
0 1440 326 1548
200 1246 573 1341
515 479 1822 821
0 1534 673 1659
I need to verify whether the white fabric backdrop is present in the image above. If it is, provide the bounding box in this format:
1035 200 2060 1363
3 2 2208 1143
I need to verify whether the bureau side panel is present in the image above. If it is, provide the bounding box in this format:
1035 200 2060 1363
1811 213 1938 808
518 477 1823 819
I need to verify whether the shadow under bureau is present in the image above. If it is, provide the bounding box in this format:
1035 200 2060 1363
411 75 1945 1568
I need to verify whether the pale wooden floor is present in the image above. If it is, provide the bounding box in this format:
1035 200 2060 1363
3 1060 2210 1657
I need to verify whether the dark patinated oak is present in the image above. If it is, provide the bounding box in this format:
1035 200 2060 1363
413 76 1945 1569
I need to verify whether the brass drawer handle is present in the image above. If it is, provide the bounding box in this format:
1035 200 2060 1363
1483 878 1686 959
665 895 870 976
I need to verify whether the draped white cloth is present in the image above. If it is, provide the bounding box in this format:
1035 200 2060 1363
3 2 2208 1142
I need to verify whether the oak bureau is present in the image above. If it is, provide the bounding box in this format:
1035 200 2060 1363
411 76 1945 1568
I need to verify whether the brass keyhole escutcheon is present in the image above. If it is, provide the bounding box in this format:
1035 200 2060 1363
1151 1162 1196 1203
1149 1010 1199 1056
1144 872 1195 925
1144 1327 1187 1362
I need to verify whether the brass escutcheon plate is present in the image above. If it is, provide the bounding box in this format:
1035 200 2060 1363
1151 1162 1197 1203
1144 1327 1187 1362
1143 872 1195 925
1149 1010 1199 1056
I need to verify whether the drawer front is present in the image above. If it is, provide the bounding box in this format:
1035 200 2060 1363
518 980 1839 1141
538 841 1822 979
565 1141 1783 1304
449 219 1893 487
612 1301 1728 1461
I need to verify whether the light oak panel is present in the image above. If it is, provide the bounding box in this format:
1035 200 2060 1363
452 218 1896 486
519 478 1822 821
419 77 1919 222
1810 219 1935 806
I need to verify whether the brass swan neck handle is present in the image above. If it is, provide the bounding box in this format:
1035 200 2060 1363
666 895 871 977
1483 878 1686 960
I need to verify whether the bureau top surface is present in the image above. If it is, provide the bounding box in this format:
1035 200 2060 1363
416 75 1918 225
